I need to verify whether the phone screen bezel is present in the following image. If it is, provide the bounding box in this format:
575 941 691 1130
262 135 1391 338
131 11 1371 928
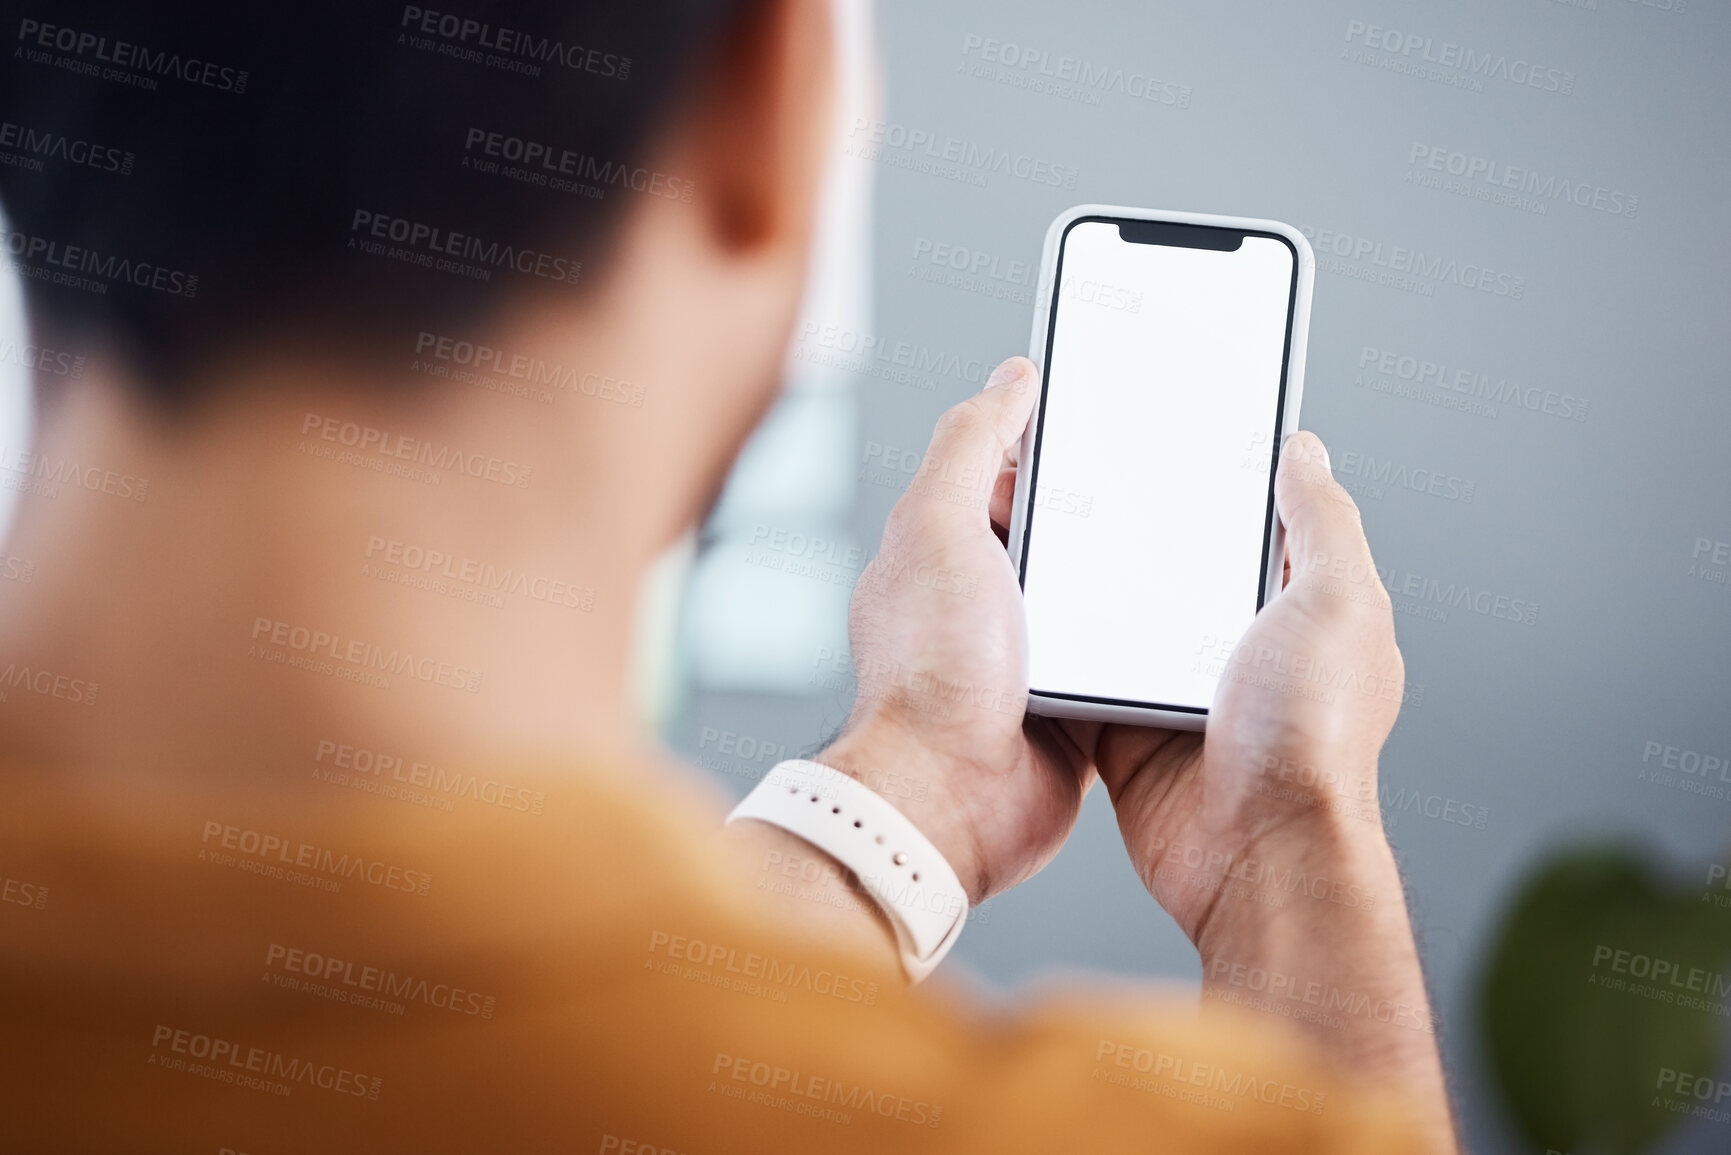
1016 214 1301 716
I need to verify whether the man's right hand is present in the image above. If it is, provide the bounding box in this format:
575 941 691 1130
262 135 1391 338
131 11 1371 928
1074 431 1454 1150
1080 430 1406 946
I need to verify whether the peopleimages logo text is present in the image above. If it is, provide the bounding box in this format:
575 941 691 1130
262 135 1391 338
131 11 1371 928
0 119 133 173
1342 19 1575 94
15 18 249 92
399 6 630 78
349 211 581 284
250 616 484 694
846 118 1078 189
1408 144 1636 218
1297 224 1525 299
0 228 197 297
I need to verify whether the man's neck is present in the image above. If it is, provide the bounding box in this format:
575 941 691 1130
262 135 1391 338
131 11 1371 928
0 359 674 786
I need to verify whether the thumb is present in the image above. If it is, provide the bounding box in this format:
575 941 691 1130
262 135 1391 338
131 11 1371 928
908 357 1038 516
1274 431 1379 593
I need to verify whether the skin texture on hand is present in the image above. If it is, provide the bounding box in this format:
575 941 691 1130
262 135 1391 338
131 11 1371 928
820 356 1097 906
822 357 1452 1148
1087 430 1406 945
826 358 1407 934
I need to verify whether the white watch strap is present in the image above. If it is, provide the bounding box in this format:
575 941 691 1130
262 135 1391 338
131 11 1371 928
727 759 967 983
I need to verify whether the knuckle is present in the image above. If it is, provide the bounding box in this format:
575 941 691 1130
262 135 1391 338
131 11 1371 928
1282 446 1336 485
936 397 990 439
1288 478 1364 536
1338 499 1367 539
1330 478 1366 521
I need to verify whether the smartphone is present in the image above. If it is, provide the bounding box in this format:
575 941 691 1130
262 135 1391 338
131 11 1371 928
1005 205 1315 730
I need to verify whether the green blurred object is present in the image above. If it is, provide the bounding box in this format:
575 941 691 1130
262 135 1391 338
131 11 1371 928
1479 847 1731 1155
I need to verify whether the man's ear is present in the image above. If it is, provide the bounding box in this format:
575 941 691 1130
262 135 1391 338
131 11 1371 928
683 0 833 255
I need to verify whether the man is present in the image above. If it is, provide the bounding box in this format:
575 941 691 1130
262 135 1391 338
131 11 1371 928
0 1 1453 1150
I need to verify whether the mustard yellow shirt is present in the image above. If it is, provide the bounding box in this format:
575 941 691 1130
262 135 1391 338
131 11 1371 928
0 755 1425 1152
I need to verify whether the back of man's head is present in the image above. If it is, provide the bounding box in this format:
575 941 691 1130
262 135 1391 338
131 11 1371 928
0 0 750 406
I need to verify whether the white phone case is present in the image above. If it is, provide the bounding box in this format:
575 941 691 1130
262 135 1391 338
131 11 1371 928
1006 204 1316 731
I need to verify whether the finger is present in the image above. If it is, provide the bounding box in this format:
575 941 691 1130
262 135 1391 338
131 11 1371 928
906 357 1037 519
1273 431 1381 595
1090 724 1196 803
1026 716 1100 797
988 460 1017 532
988 424 1026 531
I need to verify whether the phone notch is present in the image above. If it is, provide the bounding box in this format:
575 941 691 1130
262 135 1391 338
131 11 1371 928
1117 220 1244 252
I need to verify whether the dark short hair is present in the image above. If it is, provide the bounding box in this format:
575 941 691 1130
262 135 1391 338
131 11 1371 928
0 0 750 405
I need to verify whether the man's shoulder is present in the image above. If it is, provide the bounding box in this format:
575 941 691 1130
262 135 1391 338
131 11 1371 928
0 746 757 945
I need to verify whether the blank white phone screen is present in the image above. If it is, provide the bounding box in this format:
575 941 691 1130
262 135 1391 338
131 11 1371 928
1021 219 1295 712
